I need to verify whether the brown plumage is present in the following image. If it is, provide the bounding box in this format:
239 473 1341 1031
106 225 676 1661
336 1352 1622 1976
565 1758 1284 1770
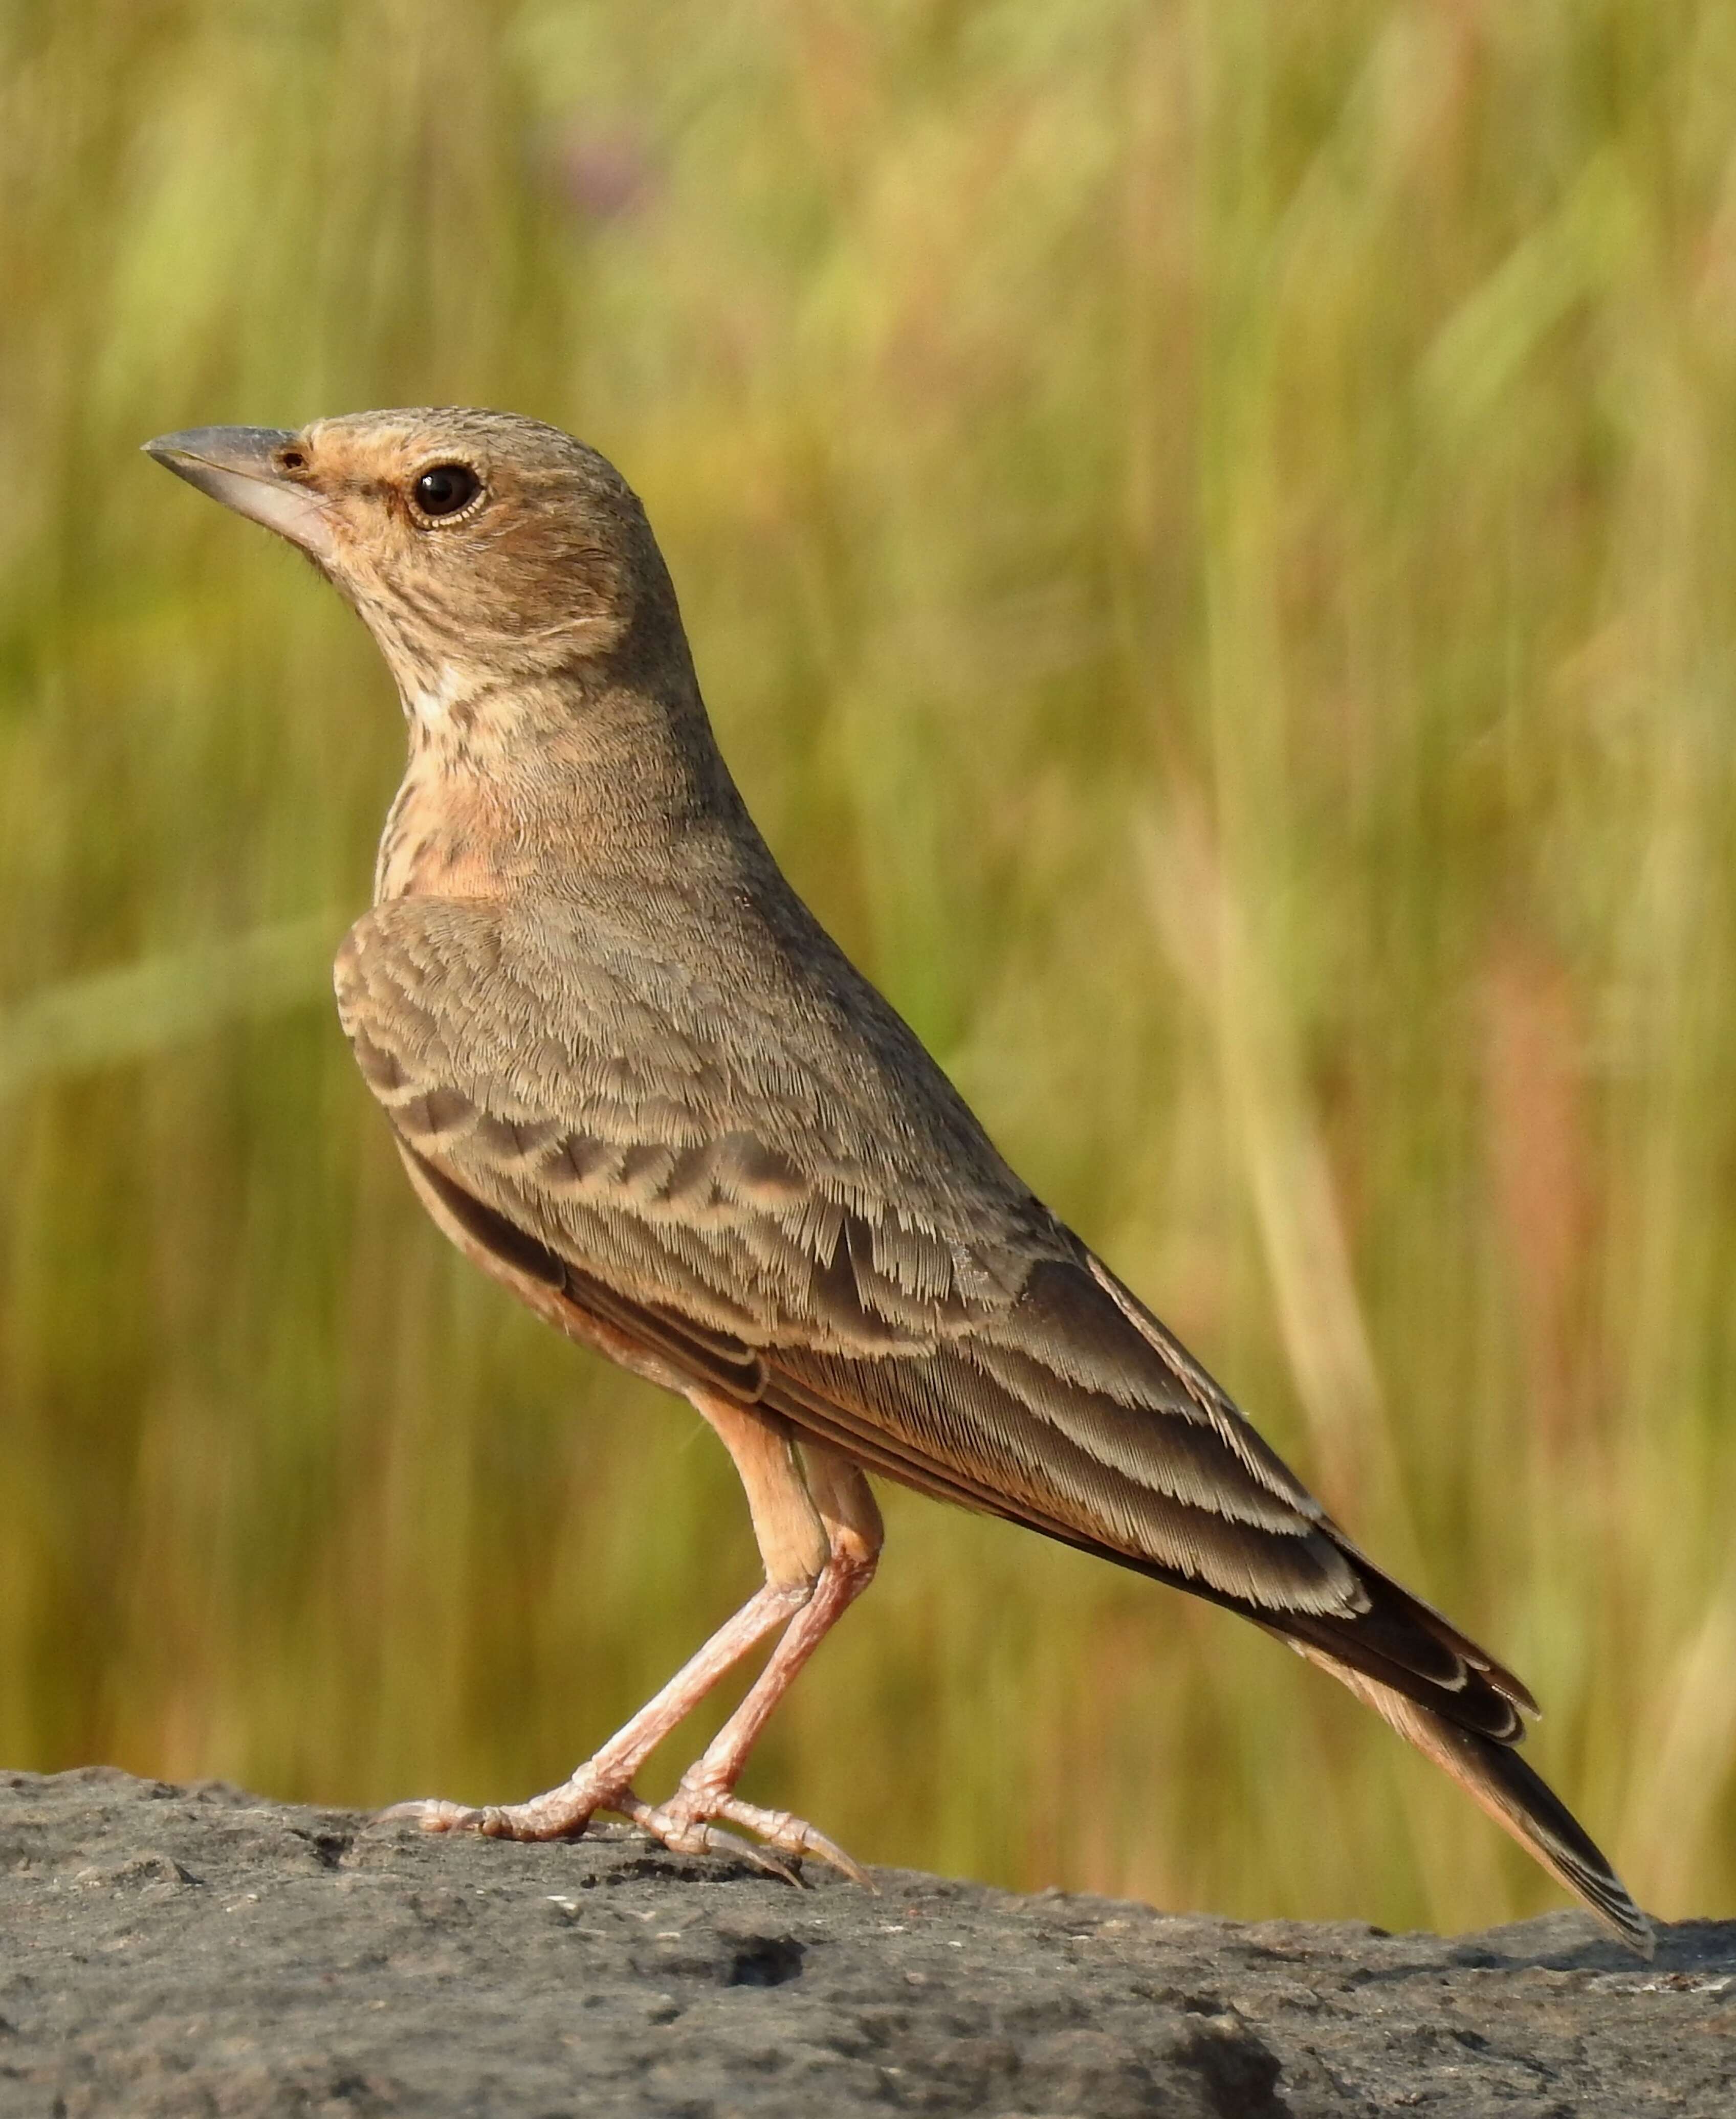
145 409 1651 1952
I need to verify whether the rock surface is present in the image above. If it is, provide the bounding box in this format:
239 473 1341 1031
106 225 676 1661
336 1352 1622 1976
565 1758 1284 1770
0 1768 1728 2116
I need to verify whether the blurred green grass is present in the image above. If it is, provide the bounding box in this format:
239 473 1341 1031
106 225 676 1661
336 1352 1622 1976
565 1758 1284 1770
3 0 1735 1932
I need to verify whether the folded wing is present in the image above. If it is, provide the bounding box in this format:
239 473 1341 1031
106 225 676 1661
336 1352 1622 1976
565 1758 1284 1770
335 895 1535 1748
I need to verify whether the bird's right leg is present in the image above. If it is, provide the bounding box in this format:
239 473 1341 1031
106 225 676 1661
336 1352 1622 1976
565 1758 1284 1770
618 1440 881 1879
388 1394 828 1850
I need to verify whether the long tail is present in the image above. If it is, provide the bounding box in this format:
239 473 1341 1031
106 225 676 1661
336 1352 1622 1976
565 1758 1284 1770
1285 1638 1653 1956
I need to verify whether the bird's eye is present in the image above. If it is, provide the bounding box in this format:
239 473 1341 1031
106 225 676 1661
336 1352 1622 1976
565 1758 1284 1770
412 464 481 519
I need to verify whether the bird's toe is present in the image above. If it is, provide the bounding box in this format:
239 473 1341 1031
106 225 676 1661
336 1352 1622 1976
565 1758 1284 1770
708 1796 873 1887
618 1779 868 1886
376 1797 489 1834
616 1791 804 1883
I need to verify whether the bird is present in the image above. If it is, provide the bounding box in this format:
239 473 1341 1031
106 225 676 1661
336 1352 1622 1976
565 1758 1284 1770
145 408 1652 1954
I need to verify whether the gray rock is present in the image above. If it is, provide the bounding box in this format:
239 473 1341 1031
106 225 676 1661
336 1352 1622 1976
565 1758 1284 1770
0 1768 1727 2116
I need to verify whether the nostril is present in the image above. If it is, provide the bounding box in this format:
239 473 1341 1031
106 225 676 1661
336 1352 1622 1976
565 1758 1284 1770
278 448 307 472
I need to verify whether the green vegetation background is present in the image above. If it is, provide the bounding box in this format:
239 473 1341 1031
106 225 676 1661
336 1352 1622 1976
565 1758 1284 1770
4 0 1734 1935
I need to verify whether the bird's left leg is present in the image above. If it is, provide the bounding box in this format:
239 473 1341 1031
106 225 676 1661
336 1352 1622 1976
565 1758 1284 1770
619 1438 884 1880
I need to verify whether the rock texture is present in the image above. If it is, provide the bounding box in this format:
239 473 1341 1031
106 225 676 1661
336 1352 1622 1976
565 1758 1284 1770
0 1768 1728 2116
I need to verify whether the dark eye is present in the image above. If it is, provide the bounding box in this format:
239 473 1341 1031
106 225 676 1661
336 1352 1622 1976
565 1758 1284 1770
412 463 480 518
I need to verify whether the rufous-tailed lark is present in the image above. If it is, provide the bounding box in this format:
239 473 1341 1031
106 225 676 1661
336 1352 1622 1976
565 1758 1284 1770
146 410 1651 1953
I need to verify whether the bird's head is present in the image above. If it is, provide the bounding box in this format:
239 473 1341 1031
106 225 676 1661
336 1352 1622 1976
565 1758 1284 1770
144 409 685 719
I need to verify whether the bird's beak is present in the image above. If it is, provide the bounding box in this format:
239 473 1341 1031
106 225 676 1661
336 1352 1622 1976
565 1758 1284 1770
143 426 337 562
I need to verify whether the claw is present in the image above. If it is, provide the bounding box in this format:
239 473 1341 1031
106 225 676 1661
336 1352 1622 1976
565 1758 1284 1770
615 1793 805 1884
612 1780 869 1887
377 1798 488 1834
710 1797 874 1887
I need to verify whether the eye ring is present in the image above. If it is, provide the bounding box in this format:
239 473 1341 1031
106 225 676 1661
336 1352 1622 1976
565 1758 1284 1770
410 462 483 523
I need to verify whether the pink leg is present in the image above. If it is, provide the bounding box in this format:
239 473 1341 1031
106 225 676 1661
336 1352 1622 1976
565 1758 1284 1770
382 1577 807 1843
623 1441 884 1878
383 1400 874 1875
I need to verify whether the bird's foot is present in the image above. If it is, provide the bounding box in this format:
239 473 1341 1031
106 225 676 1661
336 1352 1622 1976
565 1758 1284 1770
618 1778 872 1888
378 1770 628 1842
378 1776 865 1887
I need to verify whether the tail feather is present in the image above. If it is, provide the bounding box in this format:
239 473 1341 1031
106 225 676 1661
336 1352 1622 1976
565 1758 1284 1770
1287 1639 1653 1957
1277 1551 1537 1742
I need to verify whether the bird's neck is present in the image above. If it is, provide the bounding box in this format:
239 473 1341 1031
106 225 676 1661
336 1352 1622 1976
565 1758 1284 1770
372 662 756 909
